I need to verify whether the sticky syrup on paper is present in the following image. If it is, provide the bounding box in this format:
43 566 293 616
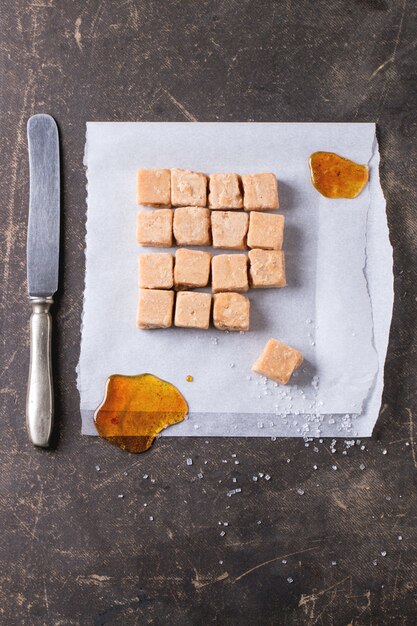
94 374 188 453
309 151 369 198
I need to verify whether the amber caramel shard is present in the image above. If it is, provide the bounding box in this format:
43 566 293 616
137 289 174 329
137 169 171 207
248 249 286 288
309 151 369 199
174 291 212 329
138 253 174 290
213 292 250 332
94 374 188 453
174 249 211 289
211 211 249 250
208 173 243 209
171 169 207 207
211 254 248 293
247 212 285 250
252 338 303 384
173 207 211 246
136 209 173 247
242 173 279 211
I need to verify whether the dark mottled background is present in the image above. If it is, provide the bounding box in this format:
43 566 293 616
1 1 416 624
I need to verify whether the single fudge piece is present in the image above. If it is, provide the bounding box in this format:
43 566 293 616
213 292 250 332
247 212 285 250
211 211 249 250
211 254 248 293
174 249 211 289
208 173 243 209
242 173 279 210
173 207 211 246
248 249 286 288
171 169 207 207
136 209 173 247
252 338 303 384
174 291 212 329
137 289 174 329
138 253 174 289
137 169 171 207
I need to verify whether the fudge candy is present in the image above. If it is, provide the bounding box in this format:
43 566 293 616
213 292 250 332
211 211 249 250
138 253 174 290
137 169 171 207
211 254 248 293
208 173 243 209
248 249 286 288
247 212 285 250
242 173 279 210
173 207 211 246
171 169 207 207
174 291 212 329
136 209 173 247
174 249 211 289
252 338 303 384
137 289 174 329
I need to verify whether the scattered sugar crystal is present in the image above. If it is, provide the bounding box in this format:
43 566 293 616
297 489 305 496
258 422 264 429
342 450 347 455
373 560 378 566
219 560 223 565
222 459 228 463
220 530 226 537
405 442 410 446
282 559 287 564
381 550 387 557
257 520 262 525
95 465 101 471
332 465 337 471
313 465 318 470
259 472 264 478
231 454 237 458
331 560 337 566
198 473 204 479
398 535 403 541
287 459 291 464
360 445 366 451
265 474 271 481
313 447 319 453
230 363 235 368
271 436 277 441
150 478 155 483
194 424 200 430
252 476 258 482
117 494 124 499
287 577 294 583
382 449 388 455
186 458 193 466
143 474 149 479
359 463 366 470
149 516 154 521
232 478 237 483
234 460 240 465
329 418 335 425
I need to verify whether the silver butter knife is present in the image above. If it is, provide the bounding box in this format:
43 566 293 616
26 114 60 447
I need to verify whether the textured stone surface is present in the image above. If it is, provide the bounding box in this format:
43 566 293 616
0 1 416 624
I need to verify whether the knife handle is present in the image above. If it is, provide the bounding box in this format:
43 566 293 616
26 297 54 447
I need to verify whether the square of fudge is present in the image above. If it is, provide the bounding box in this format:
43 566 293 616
137 289 174 329
211 254 248 293
242 173 279 210
252 338 303 384
211 211 249 250
208 173 243 209
174 249 211 289
171 169 207 207
248 249 286 288
173 207 211 246
213 292 250 332
136 209 173 247
138 253 174 289
137 169 171 207
247 212 285 250
174 291 212 329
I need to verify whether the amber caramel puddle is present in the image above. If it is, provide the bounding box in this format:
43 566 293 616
94 374 188 453
309 151 369 199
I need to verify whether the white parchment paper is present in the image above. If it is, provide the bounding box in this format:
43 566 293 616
77 122 393 438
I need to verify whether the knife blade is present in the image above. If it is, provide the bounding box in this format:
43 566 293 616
26 114 60 447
